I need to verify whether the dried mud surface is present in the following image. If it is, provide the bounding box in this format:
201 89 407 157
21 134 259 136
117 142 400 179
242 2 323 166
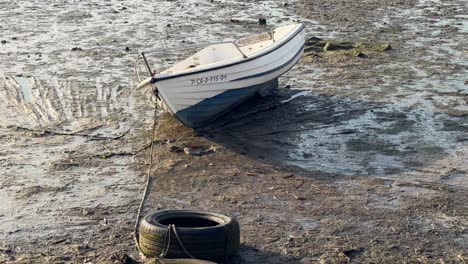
0 0 467 263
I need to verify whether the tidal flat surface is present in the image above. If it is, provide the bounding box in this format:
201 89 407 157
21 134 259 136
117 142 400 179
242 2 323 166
0 0 466 263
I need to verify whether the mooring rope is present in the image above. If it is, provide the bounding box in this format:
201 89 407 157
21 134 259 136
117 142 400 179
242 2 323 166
171 224 195 259
160 224 173 258
132 57 195 261
133 101 159 253
159 224 194 259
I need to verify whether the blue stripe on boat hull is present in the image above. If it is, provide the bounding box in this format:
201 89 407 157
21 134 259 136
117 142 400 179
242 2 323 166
175 78 278 128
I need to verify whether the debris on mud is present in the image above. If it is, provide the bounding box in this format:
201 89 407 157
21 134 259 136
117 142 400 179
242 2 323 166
303 36 392 61
0 0 467 263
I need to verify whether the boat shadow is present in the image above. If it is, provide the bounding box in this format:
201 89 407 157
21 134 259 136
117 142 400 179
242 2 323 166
195 88 463 180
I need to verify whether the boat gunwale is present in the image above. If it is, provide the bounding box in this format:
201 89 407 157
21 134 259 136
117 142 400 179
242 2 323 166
151 24 305 83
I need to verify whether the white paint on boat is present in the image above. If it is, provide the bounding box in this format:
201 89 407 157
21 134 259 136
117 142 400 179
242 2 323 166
138 23 305 127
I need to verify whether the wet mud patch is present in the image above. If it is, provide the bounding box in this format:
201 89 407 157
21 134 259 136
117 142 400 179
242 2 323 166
345 138 400 154
0 76 137 129
200 85 460 178
15 184 70 199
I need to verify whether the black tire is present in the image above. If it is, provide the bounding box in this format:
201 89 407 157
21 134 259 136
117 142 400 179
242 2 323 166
149 259 216 264
139 210 240 261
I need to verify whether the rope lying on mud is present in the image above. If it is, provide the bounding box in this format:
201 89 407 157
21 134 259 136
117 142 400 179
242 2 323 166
131 103 195 261
133 101 159 253
13 125 133 140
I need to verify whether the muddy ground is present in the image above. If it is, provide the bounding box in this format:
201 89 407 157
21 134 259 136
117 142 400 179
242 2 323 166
0 0 467 263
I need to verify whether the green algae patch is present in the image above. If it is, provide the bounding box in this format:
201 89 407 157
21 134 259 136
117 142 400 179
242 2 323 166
303 37 392 62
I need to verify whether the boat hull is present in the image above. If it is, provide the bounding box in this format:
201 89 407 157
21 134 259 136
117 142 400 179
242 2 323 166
152 24 305 128
174 78 278 128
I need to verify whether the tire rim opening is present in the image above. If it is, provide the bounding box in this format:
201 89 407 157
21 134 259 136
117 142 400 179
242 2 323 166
160 216 221 228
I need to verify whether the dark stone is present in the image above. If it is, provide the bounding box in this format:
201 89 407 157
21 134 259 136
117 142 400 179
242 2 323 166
258 17 267 25
166 23 171 27
1 40 7 44
381 43 392 51
323 41 354 52
169 146 183 153
125 47 130 51
71 47 82 51
343 248 364 259
355 52 366 58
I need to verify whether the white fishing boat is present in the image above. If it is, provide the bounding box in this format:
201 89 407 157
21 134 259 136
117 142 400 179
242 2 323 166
136 23 305 128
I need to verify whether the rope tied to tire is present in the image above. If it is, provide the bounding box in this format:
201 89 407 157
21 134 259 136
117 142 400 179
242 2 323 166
159 224 196 259
170 224 195 259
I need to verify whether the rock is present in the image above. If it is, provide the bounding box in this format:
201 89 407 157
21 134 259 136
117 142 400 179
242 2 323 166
293 194 306 200
169 145 183 153
0 246 12 253
125 46 130 51
71 47 82 51
354 51 366 58
323 41 353 52
306 36 323 45
258 17 267 25
184 147 201 156
380 43 392 51
166 23 171 27
1 40 7 44
183 146 214 156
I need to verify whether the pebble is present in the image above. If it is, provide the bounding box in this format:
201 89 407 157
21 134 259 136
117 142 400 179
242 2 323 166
169 145 183 153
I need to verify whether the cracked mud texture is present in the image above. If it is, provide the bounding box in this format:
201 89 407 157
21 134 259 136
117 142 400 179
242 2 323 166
0 0 467 263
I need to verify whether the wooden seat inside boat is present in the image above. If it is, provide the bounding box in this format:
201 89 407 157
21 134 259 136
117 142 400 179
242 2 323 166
162 24 298 74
